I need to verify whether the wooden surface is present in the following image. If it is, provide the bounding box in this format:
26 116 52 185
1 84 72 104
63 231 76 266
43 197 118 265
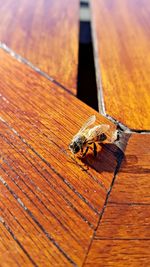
84 134 150 266
91 0 150 130
0 47 120 266
1 1 150 265
109 134 150 204
0 0 79 93
96 205 150 239
84 240 150 267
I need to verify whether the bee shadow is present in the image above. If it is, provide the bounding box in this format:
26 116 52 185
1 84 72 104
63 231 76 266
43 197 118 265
116 154 150 174
79 143 125 174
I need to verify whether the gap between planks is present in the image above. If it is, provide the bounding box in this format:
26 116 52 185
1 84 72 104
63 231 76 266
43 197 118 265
1 42 149 134
89 1 150 133
0 42 73 96
82 146 124 266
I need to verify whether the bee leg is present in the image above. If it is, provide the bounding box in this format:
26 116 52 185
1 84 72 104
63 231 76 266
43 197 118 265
79 147 83 157
82 146 89 158
93 143 97 157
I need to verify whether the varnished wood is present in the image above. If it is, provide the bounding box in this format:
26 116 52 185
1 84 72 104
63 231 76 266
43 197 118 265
109 134 150 204
96 204 150 239
0 48 118 266
0 223 32 267
0 120 93 266
84 240 150 266
0 0 79 92
84 134 150 266
91 0 150 130
0 186 72 267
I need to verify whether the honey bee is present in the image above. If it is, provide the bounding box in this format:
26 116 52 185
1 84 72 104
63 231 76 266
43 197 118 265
69 115 110 157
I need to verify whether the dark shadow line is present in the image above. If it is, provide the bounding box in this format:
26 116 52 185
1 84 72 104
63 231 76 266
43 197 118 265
1 159 84 245
0 218 38 267
94 237 150 241
0 42 74 96
77 21 98 111
0 177 77 267
109 202 150 206
82 145 125 266
0 117 99 215
1 128 95 230
106 114 150 133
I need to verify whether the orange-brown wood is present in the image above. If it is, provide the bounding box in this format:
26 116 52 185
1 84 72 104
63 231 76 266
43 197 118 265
0 48 119 266
0 223 32 267
0 0 79 92
84 240 150 266
0 121 93 266
84 134 150 266
96 204 150 239
91 0 150 130
0 187 72 267
109 134 150 204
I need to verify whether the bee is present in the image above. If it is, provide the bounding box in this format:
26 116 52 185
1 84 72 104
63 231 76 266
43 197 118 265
69 115 110 157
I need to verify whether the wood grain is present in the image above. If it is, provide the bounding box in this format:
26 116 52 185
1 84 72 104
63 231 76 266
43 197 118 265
0 0 79 92
84 240 150 266
0 48 119 266
109 134 150 204
96 204 150 239
0 223 32 267
84 134 150 266
91 0 150 130
0 187 72 267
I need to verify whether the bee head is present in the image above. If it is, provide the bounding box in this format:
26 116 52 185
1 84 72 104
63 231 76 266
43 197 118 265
69 141 80 154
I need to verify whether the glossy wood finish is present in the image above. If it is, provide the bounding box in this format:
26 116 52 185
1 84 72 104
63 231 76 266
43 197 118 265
0 223 32 266
109 134 150 204
84 134 150 266
84 240 150 266
96 204 150 239
0 48 119 266
0 0 79 92
91 0 150 130
0 182 73 267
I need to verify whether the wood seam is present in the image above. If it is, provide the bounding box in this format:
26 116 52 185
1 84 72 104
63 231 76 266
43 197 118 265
1 41 150 133
89 2 150 133
0 176 77 267
0 117 100 215
0 42 73 96
0 217 38 267
82 143 125 266
1 131 95 229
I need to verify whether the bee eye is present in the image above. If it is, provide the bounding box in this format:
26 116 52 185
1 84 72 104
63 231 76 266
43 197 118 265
69 142 80 154
99 133 107 142
74 144 80 153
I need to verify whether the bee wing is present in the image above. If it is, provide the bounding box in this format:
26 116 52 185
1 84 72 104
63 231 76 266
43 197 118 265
86 124 110 143
78 115 96 134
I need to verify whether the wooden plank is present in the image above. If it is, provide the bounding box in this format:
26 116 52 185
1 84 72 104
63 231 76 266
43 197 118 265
0 48 119 266
84 240 150 266
0 120 94 266
0 223 32 267
96 204 150 239
0 48 117 215
0 184 73 267
0 120 97 227
0 0 79 92
109 134 150 204
84 134 150 266
91 0 150 130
